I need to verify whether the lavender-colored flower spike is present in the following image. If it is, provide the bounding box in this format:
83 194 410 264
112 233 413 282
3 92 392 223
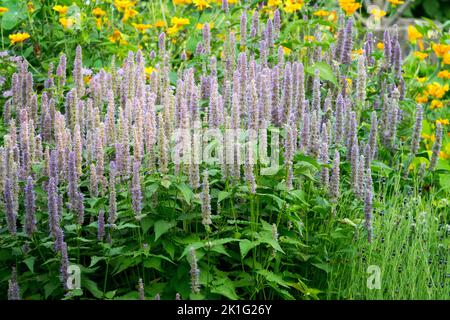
383 30 391 67
240 11 247 48
250 10 259 38
60 242 69 289
189 247 200 294
158 32 166 58
364 32 374 65
73 45 84 97
203 23 211 55
108 161 117 227
273 9 281 37
68 151 78 213
4 178 17 235
98 209 105 241
429 123 443 171
57 54 67 88
137 278 145 300
341 18 353 64
330 150 340 201
132 161 143 220
24 176 37 237
356 55 366 108
411 105 423 156
335 94 345 145
364 168 374 243
368 111 378 160
175 293 181 300
222 0 229 12
201 169 212 229
7 267 20 300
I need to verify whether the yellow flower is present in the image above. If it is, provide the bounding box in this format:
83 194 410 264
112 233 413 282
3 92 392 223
171 17 190 27
282 46 292 55
422 133 435 142
416 77 427 83
304 35 315 42
443 53 450 65
109 29 127 44
122 8 138 22
376 42 384 50
267 0 282 6
9 32 31 45
438 70 450 80
414 51 428 61
437 119 450 126
0 7 9 15
92 7 106 17
95 17 108 29
426 82 449 99
339 0 361 16
114 0 136 12
313 9 329 17
193 0 211 10
59 17 75 29
154 20 166 28
440 151 450 160
430 99 444 110
27 2 34 13
196 22 213 30
167 25 180 36
284 0 303 13
388 0 404 6
53 5 69 15
145 67 157 75
132 23 152 33
371 8 386 18
415 93 428 104
433 43 450 58
173 0 193 4
352 48 363 55
407 25 423 43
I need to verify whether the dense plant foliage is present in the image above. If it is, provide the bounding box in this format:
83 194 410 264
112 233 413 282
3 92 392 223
0 0 449 300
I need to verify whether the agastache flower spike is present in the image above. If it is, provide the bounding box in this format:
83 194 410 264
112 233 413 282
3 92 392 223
132 161 143 220
201 169 212 229
240 11 247 48
330 150 340 201
273 9 281 37
364 168 374 243
108 161 117 228
24 176 37 237
7 267 20 300
97 209 105 241
138 278 145 300
411 104 423 156
189 247 200 294
356 55 366 108
341 18 353 64
202 23 211 55
4 177 17 235
429 123 443 171
368 111 378 160
250 10 259 38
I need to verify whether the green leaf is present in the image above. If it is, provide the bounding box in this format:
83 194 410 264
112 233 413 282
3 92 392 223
104 290 117 299
176 182 194 204
89 256 104 268
154 220 177 241
239 239 261 258
256 269 289 288
23 256 36 273
44 281 59 299
211 280 240 300
82 278 103 299
218 191 231 202
306 62 338 86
